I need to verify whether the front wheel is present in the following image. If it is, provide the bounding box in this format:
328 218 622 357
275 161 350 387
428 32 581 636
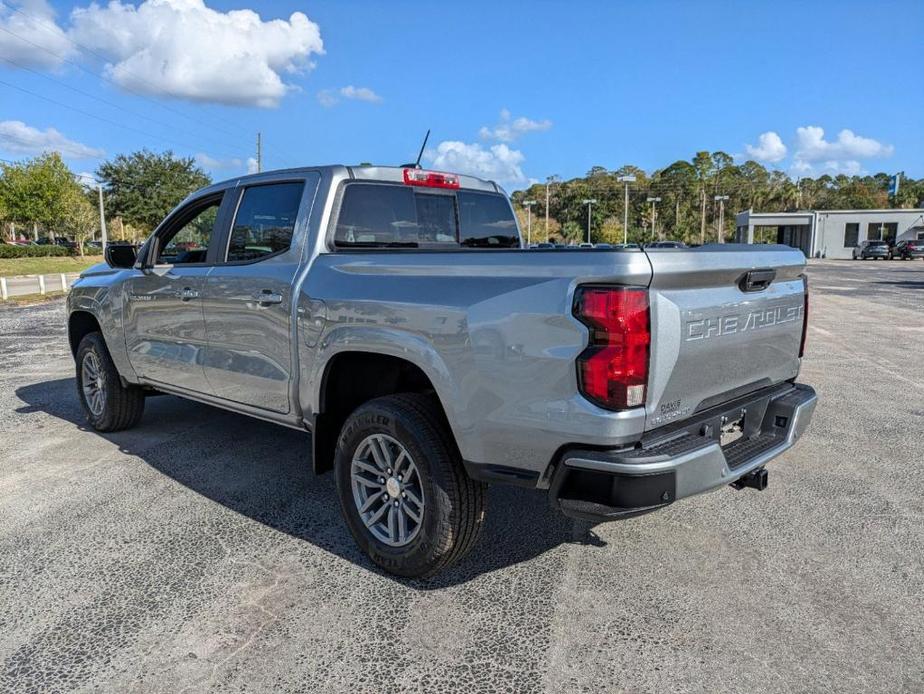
76 333 145 432
334 393 486 578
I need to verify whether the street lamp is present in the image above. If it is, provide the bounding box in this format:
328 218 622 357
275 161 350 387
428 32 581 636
523 200 537 245
646 196 661 241
714 195 729 244
582 199 597 244
545 174 560 241
617 175 636 243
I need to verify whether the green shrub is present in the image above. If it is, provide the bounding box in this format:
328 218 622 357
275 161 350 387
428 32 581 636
0 244 71 258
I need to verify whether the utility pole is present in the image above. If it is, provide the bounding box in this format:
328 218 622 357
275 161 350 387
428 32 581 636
582 199 597 244
256 132 263 173
617 175 636 243
714 195 729 244
647 196 661 241
523 200 537 245
545 174 559 242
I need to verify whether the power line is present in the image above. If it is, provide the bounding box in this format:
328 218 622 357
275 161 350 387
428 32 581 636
0 77 249 157
0 55 248 161
0 5 249 141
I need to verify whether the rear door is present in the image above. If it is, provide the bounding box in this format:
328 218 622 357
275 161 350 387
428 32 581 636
201 174 320 413
644 246 806 431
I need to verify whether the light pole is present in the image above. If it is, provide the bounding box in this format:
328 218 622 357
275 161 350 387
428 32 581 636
617 175 636 243
646 196 661 241
523 200 537 245
582 199 597 244
545 174 559 241
714 195 729 244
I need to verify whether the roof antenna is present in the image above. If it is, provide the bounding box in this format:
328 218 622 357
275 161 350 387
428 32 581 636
402 129 430 169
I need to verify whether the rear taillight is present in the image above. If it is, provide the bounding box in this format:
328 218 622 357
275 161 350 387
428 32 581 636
573 286 650 410
403 168 460 189
799 277 809 358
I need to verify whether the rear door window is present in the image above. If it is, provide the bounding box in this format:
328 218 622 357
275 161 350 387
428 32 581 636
227 182 304 262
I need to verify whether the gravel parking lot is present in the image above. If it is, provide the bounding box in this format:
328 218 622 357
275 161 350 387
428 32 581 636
1 258 922 693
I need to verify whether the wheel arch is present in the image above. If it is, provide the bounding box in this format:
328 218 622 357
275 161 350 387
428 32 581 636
68 310 103 358
311 350 459 476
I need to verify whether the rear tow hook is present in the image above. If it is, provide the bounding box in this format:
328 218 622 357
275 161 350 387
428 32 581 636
731 467 768 491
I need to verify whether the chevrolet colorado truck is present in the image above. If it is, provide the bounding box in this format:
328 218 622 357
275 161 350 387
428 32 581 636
66 165 817 578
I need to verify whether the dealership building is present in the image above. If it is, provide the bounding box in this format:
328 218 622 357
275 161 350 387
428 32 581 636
735 208 924 259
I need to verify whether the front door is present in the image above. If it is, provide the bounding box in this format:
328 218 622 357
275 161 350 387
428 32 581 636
124 193 227 392
202 177 317 413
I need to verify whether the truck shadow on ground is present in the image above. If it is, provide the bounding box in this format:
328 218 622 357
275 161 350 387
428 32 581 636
16 377 604 589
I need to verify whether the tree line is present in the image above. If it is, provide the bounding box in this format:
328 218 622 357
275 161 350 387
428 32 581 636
0 150 210 253
2 148 922 250
510 152 924 245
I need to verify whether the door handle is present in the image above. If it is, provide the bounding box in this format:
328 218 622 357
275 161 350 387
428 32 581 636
177 287 200 301
253 290 283 305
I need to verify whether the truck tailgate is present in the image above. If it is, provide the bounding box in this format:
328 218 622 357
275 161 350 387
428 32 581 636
644 245 806 431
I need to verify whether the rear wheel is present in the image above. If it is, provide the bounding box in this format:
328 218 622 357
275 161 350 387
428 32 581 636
334 393 486 578
76 333 145 432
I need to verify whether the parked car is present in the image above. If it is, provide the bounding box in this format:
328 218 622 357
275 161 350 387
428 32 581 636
594 243 613 249
646 240 687 248
67 164 816 578
890 239 924 260
853 239 890 260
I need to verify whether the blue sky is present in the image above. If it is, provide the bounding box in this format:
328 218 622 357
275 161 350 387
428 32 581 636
1 0 922 189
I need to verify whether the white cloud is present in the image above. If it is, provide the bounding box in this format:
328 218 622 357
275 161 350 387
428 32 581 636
67 0 323 107
0 119 104 158
794 126 893 161
317 85 382 107
425 141 526 185
792 125 893 175
479 108 552 142
744 131 787 163
0 0 77 69
246 157 259 174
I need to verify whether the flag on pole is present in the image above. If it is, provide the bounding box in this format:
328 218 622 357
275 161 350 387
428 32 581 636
888 173 901 196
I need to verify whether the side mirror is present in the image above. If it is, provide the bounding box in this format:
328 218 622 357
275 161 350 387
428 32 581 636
105 244 137 269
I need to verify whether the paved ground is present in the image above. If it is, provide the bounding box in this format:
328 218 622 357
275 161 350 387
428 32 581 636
0 258 921 693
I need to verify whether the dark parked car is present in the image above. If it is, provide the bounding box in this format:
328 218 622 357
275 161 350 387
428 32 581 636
891 239 924 260
853 239 890 260
646 240 687 249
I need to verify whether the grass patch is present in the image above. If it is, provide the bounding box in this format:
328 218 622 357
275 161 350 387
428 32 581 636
0 255 103 278
0 290 68 305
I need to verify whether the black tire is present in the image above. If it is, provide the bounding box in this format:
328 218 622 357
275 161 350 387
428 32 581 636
334 393 486 578
75 332 145 432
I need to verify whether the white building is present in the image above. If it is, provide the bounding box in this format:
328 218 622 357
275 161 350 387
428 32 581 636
735 208 924 259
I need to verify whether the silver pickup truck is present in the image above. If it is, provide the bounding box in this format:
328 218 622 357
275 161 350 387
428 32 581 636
66 165 817 578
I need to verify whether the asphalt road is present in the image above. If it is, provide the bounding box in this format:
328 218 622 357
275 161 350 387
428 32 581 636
1 259 922 693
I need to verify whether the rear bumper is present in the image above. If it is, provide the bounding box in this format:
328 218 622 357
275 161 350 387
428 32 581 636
550 383 817 521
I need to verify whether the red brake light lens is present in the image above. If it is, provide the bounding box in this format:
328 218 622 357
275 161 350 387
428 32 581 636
573 286 650 410
403 168 461 189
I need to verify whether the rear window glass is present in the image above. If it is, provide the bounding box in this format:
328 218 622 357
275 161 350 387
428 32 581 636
457 191 519 248
868 240 887 246
334 183 519 249
335 184 456 247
